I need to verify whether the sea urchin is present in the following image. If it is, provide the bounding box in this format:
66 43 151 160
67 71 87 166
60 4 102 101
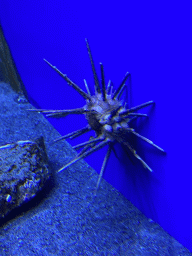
30 39 165 192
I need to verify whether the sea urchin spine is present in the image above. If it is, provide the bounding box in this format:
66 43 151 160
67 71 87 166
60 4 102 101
29 39 165 193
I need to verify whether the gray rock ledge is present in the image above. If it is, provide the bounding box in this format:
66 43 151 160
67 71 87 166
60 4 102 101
0 82 191 255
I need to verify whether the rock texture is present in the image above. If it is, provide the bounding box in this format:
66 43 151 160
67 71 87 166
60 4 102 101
0 82 191 255
0 24 28 97
0 137 50 218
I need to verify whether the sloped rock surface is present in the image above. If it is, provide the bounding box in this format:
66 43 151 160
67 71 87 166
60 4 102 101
0 81 191 255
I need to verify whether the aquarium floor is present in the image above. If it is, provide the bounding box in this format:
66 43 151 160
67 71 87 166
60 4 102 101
0 82 191 255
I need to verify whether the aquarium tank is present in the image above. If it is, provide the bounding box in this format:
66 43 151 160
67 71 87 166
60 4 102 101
0 0 191 253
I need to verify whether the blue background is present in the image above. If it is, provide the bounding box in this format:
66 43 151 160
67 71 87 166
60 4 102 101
0 1 191 251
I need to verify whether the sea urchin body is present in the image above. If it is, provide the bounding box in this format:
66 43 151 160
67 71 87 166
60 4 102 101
29 39 165 192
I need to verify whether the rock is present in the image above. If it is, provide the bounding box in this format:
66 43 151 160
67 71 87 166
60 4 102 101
0 137 50 218
0 24 28 97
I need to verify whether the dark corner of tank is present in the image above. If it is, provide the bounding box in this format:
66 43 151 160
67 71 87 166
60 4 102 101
0 23 28 101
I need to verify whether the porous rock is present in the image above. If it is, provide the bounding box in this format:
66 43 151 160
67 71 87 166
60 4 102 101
0 137 50 218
